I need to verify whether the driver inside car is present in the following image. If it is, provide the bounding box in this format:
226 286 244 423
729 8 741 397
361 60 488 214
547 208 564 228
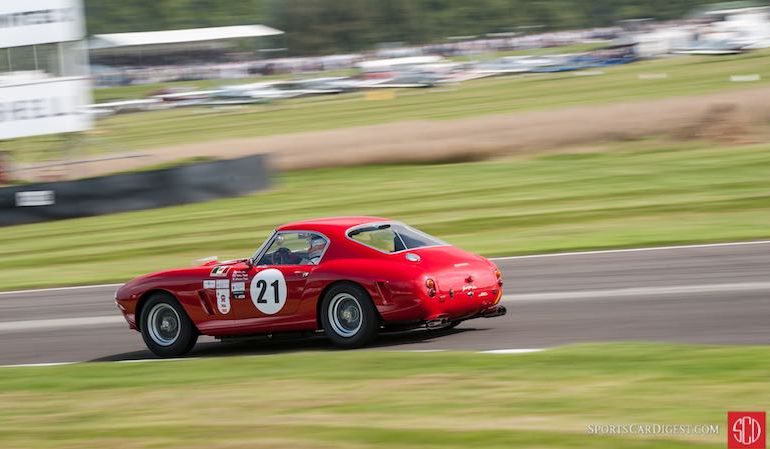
273 246 301 264
300 236 327 265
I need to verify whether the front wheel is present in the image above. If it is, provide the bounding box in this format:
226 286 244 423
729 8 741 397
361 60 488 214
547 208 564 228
140 293 198 358
321 283 379 348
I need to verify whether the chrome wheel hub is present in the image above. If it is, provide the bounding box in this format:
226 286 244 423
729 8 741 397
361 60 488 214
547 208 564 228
328 293 363 338
147 303 181 347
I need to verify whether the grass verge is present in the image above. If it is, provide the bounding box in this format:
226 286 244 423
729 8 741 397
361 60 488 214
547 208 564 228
0 343 765 448
0 138 768 290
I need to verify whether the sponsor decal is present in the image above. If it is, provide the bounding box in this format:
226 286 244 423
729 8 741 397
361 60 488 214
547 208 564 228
210 266 229 277
231 281 246 300
232 270 248 281
15 190 55 207
0 0 85 48
216 289 231 314
249 268 287 315
0 79 92 140
729 412 766 449
215 279 229 289
203 280 216 289
0 8 77 29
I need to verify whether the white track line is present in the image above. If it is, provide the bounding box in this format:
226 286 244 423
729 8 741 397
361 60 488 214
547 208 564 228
0 348 549 368
4 282 769 333
1 240 769 297
118 358 192 364
1 362 78 368
391 349 447 353
501 282 770 302
490 240 770 261
0 316 125 333
0 283 123 297
0 240 770 296
479 349 545 354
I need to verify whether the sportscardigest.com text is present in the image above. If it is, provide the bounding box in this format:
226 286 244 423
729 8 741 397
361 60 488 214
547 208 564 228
587 423 720 436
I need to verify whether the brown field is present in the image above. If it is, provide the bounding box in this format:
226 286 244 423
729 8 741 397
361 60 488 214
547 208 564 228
16 85 770 179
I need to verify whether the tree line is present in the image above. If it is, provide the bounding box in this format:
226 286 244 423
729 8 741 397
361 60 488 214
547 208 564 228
84 0 717 55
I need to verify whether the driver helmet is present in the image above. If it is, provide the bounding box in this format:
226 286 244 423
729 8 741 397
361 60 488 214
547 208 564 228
308 236 326 260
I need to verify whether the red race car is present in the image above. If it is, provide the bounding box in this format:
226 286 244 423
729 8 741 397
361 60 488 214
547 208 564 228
115 216 506 357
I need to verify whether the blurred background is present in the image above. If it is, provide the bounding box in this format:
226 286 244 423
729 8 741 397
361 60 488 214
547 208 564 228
1 0 769 183
1 2 769 448
1 0 769 279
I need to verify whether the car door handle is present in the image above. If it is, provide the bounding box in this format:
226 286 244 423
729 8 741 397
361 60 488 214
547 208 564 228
294 271 310 278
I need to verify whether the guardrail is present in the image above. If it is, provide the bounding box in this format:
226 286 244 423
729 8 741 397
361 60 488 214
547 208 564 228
0 154 270 227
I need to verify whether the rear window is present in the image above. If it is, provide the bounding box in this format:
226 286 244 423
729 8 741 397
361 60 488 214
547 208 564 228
348 223 445 253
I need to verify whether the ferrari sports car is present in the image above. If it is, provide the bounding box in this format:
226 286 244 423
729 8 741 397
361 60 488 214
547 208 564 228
115 216 506 357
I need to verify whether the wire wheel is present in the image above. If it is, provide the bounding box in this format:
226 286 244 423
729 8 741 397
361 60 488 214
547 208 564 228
321 283 378 348
328 293 363 338
147 302 181 346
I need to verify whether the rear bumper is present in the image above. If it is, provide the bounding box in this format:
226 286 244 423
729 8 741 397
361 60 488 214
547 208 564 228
479 304 507 318
424 304 506 329
378 284 504 325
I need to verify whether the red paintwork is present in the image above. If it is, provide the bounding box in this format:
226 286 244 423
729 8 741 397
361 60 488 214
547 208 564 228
115 216 504 337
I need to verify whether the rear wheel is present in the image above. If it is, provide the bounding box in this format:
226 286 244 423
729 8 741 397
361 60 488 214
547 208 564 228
140 293 198 358
321 283 378 348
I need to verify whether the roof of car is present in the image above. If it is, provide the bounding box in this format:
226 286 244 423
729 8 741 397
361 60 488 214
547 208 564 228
277 216 389 232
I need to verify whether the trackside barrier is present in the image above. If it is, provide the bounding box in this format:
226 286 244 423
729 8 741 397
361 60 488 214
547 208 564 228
0 154 270 226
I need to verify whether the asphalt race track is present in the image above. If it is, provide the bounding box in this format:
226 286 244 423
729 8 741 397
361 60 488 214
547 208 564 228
1 241 769 366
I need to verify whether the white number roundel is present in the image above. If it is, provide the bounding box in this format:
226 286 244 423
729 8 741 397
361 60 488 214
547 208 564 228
250 268 287 315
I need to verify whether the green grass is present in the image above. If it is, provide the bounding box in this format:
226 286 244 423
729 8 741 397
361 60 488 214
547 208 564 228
0 343 764 448
1 138 769 290
8 49 770 161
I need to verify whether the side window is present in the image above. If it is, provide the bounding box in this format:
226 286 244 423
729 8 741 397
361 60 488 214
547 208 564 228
349 227 397 252
348 223 445 253
257 232 328 266
393 224 445 249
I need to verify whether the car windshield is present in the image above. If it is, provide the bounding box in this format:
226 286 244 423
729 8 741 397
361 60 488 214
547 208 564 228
256 231 328 265
348 223 445 253
251 230 276 262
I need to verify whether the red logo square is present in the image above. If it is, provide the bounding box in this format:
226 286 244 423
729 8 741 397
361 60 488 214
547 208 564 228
729 412 766 449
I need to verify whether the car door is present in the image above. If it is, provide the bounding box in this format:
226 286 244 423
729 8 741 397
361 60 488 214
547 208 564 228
246 264 314 317
238 231 328 330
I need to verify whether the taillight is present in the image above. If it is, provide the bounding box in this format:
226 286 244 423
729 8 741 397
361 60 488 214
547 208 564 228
426 278 437 297
495 269 503 287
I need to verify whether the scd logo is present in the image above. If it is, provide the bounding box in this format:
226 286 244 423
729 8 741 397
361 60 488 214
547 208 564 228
728 412 766 449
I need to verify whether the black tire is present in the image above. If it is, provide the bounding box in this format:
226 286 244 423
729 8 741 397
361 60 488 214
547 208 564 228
320 283 379 348
139 293 198 358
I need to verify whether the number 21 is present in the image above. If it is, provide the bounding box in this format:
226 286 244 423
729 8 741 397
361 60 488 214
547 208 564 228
254 279 280 304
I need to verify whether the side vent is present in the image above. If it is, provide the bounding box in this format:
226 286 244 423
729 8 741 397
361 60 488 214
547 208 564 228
197 290 214 316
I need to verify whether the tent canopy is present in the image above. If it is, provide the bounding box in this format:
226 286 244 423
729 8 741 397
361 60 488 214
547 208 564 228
90 25 283 54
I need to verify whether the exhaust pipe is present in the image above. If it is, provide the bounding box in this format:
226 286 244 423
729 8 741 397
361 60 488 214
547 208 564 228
481 305 507 318
426 317 450 329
